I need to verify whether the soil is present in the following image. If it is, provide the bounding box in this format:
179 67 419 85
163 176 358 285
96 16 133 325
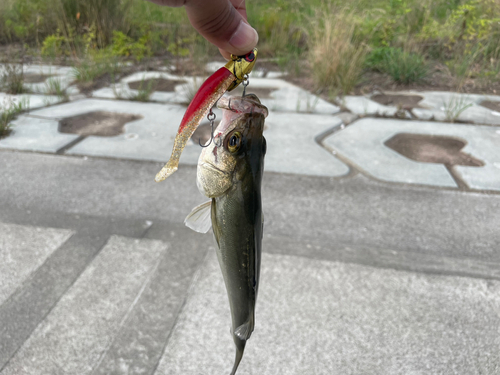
127 78 186 92
59 111 142 136
371 94 424 109
384 133 484 167
479 100 500 112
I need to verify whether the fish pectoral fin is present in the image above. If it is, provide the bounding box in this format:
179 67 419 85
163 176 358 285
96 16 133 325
234 321 254 341
184 201 212 233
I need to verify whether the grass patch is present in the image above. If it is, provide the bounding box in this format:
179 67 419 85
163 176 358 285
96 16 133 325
366 46 427 84
114 75 155 102
2 0 500 92
443 95 473 122
308 7 367 94
0 63 29 94
0 95 29 137
44 78 69 102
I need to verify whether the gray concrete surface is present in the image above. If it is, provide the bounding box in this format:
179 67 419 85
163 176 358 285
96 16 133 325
265 112 349 176
324 118 500 191
0 223 73 306
156 251 500 375
0 92 62 112
1 66 500 374
0 116 80 153
0 149 499 374
1 235 167 375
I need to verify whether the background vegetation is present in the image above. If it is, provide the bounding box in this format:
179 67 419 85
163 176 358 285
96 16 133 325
1 0 500 95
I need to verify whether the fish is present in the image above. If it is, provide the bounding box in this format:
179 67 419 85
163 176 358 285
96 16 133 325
185 94 268 375
155 49 258 183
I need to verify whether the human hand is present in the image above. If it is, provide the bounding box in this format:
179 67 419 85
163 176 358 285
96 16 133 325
146 0 258 60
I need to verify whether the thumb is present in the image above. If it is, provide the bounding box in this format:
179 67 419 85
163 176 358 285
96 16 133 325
184 0 258 59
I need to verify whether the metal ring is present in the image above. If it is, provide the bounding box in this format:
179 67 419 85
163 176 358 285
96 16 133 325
207 112 216 121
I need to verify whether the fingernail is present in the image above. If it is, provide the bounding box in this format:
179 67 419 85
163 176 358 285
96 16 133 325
229 21 258 52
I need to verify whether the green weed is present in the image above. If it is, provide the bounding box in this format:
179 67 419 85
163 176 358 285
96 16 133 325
126 77 155 102
0 95 29 137
366 47 427 84
72 50 122 84
308 7 367 94
44 78 69 101
443 94 473 122
0 63 29 94
111 31 153 62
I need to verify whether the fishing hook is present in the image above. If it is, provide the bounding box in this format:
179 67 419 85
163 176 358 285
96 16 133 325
199 109 222 147
242 74 249 97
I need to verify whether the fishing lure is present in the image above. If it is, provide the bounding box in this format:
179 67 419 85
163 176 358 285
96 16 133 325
155 48 258 182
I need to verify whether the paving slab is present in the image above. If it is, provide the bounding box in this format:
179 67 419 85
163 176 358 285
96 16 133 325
92 225 209 375
92 71 191 104
324 118 500 190
205 61 286 78
22 98 204 164
0 115 80 153
394 91 500 125
227 77 340 115
265 112 349 177
341 95 399 116
155 251 500 375
94 73 340 115
12 98 347 177
0 92 62 112
0 235 167 375
0 222 73 306
0 64 77 96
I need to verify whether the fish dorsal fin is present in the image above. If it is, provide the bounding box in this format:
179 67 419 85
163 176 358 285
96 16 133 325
234 321 254 340
184 201 212 233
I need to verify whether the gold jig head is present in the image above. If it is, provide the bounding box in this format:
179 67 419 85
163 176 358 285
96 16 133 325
225 48 258 92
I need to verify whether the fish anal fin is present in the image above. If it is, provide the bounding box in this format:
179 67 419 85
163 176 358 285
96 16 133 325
234 320 254 341
184 201 212 233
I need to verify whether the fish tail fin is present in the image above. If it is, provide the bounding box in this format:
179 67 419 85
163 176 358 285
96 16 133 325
229 340 246 375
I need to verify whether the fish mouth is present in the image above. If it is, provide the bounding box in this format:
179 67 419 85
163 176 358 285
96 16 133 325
199 161 230 176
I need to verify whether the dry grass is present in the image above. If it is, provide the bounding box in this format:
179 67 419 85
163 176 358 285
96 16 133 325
308 8 367 95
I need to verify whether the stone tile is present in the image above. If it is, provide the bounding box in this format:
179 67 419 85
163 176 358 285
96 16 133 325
0 93 62 111
341 95 398 116
230 78 340 114
400 91 500 125
92 71 190 104
0 228 112 369
265 112 349 177
0 115 80 153
92 223 208 375
155 252 500 375
1 236 167 375
0 64 77 96
324 118 500 190
21 98 347 177
205 61 285 79
325 118 457 187
0 222 73 306
67 100 206 164
94 74 339 115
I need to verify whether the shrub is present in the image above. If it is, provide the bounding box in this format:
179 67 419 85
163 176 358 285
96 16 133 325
0 64 28 94
308 8 367 94
0 96 29 138
41 34 69 58
366 47 427 84
111 31 152 61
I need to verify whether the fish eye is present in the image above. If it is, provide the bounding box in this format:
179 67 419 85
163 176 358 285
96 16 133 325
227 131 242 153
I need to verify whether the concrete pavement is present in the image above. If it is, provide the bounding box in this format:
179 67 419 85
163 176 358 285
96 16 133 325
1 64 500 374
